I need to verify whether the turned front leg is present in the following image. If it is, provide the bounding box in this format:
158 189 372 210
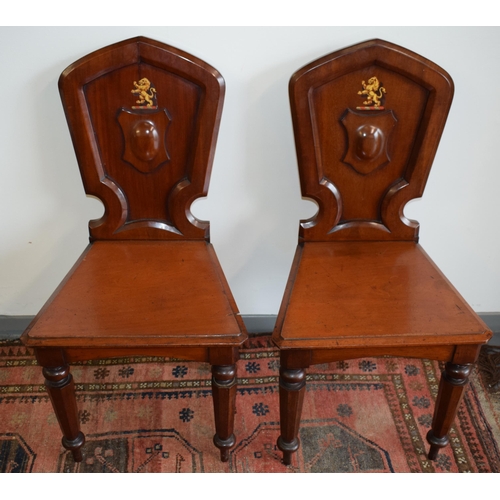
42 364 85 462
277 367 306 466
211 364 237 462
427 362 472 460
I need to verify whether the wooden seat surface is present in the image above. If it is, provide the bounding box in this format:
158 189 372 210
275 242 490 349
23 241 243 347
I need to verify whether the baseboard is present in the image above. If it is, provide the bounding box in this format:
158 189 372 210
1 313 499 345
0 316 34 340
239 315 276 335
477 313 500 335
478 313 500 346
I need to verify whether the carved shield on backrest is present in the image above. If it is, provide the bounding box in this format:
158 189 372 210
118 108 171 174
341 109 397 175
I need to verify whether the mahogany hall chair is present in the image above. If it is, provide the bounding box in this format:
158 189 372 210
21 37 247 463
272 39 492 465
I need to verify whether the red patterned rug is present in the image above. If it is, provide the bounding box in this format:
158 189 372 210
1 336 499 473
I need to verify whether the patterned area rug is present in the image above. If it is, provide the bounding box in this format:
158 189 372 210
1 336 499 473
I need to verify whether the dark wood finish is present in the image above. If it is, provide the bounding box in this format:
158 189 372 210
36 349 85 462
277 242 488 349
278 367 306 465
290 39 454 243
24 241 243 347
57 37 224 241
211 364 237 462
427 362 473 459
272 39 492 465
21 37 247 462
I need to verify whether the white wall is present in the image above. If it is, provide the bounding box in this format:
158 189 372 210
1 26 499 316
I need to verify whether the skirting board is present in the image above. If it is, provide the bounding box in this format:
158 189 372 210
2 314 500 345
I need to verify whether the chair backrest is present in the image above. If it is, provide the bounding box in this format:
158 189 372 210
59 36 225 241
289 39 454 242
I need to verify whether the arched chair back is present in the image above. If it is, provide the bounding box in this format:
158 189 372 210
290 39 453 242
59 36 225 241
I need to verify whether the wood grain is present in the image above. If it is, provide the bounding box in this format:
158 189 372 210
23 241 244 347
276 241 490 349
273 39 492 464
21 37 246 463
289 39 454 242
58 36 225 241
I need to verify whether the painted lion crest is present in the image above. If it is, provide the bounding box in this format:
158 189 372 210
131 78 157 108
357 76 386 107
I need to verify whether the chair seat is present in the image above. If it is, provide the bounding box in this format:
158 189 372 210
23 240 244 348
275 241 490 349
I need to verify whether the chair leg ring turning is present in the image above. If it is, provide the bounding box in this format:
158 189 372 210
213 434 236 462
277 436 300 466
42 364 85 462
62 432 86 462
426 362 472 461
278 367 306 465
211 364 237 462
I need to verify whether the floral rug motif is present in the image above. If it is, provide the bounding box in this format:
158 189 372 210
1 337 499 472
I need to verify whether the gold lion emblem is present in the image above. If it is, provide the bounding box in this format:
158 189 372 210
357 76 386 107
131 78 157 108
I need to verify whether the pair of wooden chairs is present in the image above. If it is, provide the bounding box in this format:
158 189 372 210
21 37 491 467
